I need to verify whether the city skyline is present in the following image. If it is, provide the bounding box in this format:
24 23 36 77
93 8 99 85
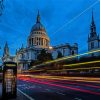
0 1 100 100
0 0 100 57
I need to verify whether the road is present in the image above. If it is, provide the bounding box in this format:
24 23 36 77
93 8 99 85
17 75 100 100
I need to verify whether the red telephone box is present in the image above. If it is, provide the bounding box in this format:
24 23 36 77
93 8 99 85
2 62 17 99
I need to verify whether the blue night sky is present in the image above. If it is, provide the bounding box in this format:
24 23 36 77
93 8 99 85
0 0 100 57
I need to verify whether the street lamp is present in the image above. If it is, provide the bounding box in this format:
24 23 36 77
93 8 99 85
49 46 53 50
49 46 53 53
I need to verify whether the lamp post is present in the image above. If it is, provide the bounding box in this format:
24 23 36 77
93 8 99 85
49 46 53 53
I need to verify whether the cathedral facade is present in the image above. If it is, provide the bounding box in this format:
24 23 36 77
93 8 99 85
2 11 78 71
2 42 14 62
88 11 100 56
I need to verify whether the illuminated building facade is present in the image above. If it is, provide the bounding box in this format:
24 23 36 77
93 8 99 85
52 43 78 59
88 11 100 57
2 42 14 62
2 11 78 71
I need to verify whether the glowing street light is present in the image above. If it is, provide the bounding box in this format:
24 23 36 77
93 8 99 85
48 46 53 53
49 46 53 50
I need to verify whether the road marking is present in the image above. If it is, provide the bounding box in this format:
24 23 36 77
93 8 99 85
74 98 82 100
17 88 35 100
25 86 36 89
56 92 65 95
18 84 26 87
45 89 51 92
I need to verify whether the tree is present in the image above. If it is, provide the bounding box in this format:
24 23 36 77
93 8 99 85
57 51 63 58
47 52 53 60
37 49 53 62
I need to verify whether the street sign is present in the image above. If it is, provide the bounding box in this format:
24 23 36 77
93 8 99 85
2 62 17 99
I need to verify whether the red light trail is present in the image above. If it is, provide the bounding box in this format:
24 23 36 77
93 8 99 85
18 76 100 96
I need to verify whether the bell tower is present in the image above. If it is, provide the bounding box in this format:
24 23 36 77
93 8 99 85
88 10 99 51
3 42 9 57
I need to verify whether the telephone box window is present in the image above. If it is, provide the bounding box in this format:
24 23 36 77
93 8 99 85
2 62 17 99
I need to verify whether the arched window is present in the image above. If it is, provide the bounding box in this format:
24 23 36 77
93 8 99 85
27 52 29 59
91 42 94 49
29 39 31 46
35 37 36 44
37 37 38 45
21 54 24 59
39 38 40 45
32 38 33 45
92 53 94 57
41 38 43 45
72 51 74 55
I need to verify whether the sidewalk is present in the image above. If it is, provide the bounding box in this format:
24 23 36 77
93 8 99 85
0 83 30 100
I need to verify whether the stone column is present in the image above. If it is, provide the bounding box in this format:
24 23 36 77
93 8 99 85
42 38 43 45
32 38 33 46
35 37 36 44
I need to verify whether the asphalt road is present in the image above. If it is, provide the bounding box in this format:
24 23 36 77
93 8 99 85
17 75 100 100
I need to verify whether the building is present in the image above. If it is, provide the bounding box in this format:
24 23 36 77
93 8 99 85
14 11 50 71
88 10 100 57
2 42 14 62
2 11 78 71
52 43 78 59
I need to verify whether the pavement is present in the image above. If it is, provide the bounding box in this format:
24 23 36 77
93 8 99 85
0 83 30 100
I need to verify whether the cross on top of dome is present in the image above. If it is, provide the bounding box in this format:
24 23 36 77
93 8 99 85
31 11 46 32
37 10 40 23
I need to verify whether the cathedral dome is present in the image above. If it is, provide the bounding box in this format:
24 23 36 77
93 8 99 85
31 11 46 33
31 22 46 32
28 11 50 49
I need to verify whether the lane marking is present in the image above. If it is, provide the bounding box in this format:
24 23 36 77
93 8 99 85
17 84 26 87
25 86 36 89
56 92 65 95
45 89 51 92
74 98 82 100
17 88 35 100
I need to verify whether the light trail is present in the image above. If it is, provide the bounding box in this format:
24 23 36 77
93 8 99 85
52 0 100 35
47 66 100 71
18 76 100 96
63 60 100 67
19 76 100 89
33 78 100 89
29 49 100 70
18 74 100 84
24 66 100 73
